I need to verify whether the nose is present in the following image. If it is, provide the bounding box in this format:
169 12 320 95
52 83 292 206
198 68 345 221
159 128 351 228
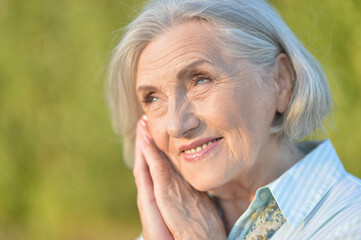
167 97 200 138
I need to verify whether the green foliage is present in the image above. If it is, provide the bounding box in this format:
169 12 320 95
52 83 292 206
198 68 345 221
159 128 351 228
0 0 360 239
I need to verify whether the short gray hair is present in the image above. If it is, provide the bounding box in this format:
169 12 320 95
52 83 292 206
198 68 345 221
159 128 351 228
108 0 332 167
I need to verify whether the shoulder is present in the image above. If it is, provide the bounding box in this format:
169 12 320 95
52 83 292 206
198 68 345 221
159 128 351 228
321 172 361 215
345 172 361 187
329 173 361 205
309 173 361 239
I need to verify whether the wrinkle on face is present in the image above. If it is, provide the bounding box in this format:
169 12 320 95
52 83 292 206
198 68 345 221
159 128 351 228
136 20 278 192
137 26 227 93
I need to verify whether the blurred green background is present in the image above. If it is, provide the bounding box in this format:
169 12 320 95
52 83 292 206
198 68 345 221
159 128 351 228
0 0 360 239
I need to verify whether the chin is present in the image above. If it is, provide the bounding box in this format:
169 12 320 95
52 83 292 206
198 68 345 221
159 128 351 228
186 171 226 192
190 182 210 192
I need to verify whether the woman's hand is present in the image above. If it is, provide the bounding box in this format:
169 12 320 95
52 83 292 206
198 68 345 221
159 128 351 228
134 116 226 240
133 117 173 240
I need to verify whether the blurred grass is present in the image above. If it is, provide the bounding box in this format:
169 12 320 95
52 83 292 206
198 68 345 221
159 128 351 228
0 0 360 239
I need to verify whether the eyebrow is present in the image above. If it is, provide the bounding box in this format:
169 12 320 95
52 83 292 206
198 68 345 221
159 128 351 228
137 85 158 94
176 59 213 80
136 59 214 93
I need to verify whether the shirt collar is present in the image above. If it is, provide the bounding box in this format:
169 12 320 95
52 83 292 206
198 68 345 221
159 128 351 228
266 139 346 231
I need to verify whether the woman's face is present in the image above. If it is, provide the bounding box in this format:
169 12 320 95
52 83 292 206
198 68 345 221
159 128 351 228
136 21 279 191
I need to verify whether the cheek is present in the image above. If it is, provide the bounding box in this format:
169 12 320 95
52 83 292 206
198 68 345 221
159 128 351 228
193 83 274 159
194 87 247 130
148 117 169 154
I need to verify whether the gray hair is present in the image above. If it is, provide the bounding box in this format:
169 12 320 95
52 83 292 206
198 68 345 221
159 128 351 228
108 0 332 167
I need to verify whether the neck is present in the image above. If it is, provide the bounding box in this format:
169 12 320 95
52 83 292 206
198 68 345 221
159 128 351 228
209 136 305 233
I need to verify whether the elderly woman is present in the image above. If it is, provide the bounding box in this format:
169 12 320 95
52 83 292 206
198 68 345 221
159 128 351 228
108 0 361 239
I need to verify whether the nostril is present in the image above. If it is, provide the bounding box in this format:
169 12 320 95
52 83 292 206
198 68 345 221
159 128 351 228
167 115 200 138
167 97 200 138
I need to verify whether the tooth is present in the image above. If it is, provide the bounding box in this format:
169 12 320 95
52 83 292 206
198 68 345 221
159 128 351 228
196 146 202 152
191 149 196 153
185 150 189 154
207 141 212 146
202 144 207 149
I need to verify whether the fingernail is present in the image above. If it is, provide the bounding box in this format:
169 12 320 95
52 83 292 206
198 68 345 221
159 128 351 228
143 135 150 143
142 115 148 121
140 119 146 127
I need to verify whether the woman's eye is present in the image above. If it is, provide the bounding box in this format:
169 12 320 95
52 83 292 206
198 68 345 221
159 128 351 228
150 96 158 102
194 75 212 86
141 92 159 105
195 78 209 85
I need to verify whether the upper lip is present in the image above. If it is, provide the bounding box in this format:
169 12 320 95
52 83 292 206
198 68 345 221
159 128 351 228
179 137 222 152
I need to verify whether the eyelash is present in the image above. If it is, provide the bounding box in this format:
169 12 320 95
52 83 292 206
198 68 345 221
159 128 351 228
141 92 158 104
191 74 213 86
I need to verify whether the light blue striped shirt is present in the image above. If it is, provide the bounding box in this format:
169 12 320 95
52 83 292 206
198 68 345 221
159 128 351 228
228 139 361 240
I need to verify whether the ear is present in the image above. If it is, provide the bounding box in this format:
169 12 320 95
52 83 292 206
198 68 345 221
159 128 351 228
272 54 294 113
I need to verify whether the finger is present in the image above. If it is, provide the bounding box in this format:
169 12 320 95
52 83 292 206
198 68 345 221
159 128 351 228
134 119 174 239
134 154 173 240
134 116 153 175
138 115 151 139
133 152 154 201
134 118 147 170
142 136 172 191
134 118 154 200
138 118 176 175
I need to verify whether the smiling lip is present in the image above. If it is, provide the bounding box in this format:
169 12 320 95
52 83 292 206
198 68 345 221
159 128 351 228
180 137 223 162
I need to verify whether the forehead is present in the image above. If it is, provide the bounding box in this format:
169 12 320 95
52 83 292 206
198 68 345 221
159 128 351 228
136 21 224 88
